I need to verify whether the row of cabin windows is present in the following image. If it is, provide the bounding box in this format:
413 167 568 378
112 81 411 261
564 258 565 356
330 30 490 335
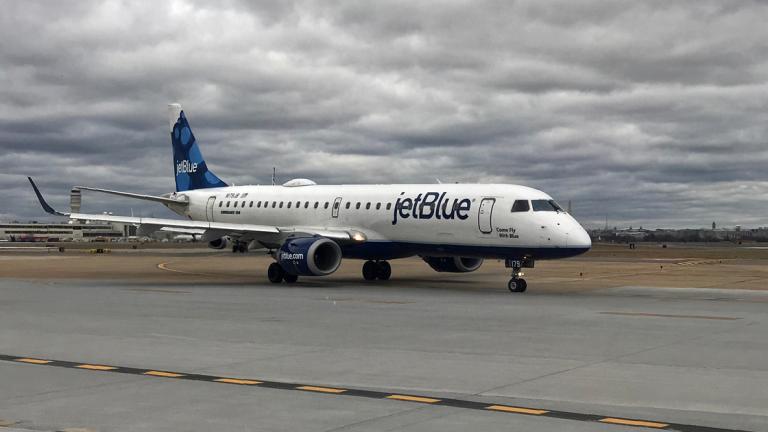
218 200 393 211
346 202 392 210
219 200 330 209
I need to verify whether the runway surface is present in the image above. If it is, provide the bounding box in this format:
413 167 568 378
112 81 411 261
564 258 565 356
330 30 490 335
0 267 766 431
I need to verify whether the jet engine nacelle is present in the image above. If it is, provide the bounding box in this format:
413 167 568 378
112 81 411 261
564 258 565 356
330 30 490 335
422 256 484 273
208 236 230 250
277 237 342 276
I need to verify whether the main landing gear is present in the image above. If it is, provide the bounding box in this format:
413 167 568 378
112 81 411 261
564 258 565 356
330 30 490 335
232 241 248 253
267 262 298 284
362 260 391 281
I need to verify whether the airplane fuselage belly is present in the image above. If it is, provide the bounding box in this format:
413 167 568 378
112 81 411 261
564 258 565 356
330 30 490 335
178 184 590 260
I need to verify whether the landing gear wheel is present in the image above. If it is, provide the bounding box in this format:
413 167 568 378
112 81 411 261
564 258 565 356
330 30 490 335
268 263 284 283
362 260 377 281
283 273 298 283
517 278 527 292
507 278 527 293
376 261 392 280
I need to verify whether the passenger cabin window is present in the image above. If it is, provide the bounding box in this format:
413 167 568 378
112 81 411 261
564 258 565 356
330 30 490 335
314 202 319 209
356 202 361 209
279 202 284 208
287 202 292 208
257 201 261 208
365 203 371 210
226 201 230 208
304 202 309 209
532 199 564 212
345 202 351 209
242 201 246 207
324 202 329 209
511 200 530 212
376 203 381 210
272 201 277 208
386 203 392 210
249 201 253 208
219 202 223 208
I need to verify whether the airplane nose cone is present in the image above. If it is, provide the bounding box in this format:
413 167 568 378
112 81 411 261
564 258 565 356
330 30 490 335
571 225 592 249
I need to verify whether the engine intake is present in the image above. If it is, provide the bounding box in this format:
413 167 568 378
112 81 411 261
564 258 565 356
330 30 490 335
277 237 342 276
422 256 483 273
208 236 230 250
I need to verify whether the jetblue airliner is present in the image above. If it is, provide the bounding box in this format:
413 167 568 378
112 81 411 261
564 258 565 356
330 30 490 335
29 104 591 292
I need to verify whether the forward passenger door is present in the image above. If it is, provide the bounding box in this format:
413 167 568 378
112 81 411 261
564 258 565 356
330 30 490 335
478 198 495 234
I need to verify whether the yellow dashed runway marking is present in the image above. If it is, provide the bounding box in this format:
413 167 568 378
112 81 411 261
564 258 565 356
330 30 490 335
215 378 262 385
486 405 548 415
15 358 51 364
297 385 346 394
144 370 184 378
600 417 669 428
386 394 441 403
76 364 117 371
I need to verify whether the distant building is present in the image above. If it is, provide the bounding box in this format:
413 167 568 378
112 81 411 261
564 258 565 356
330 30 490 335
0 221 130 242
588 225 768 243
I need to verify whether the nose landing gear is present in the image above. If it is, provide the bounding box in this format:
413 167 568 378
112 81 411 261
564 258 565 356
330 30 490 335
506 258 531 293
507 271 527 293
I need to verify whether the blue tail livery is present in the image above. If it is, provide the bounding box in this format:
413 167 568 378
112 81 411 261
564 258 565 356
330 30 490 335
168 103 227 192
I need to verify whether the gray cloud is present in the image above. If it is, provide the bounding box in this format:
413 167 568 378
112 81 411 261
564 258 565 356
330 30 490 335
1 0 767 228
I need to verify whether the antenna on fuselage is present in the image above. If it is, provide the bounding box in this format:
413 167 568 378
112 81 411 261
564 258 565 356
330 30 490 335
271 167 276 186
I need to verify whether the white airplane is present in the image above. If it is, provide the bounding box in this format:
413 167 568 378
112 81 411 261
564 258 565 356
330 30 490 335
29 103 591 292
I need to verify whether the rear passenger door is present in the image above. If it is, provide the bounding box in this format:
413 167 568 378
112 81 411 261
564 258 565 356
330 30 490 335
332 197 342 218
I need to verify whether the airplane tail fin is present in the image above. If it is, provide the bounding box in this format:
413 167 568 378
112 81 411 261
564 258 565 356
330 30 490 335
168 103 228 192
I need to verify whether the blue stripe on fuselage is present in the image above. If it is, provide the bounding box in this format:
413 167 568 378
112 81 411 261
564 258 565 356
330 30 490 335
341 241 589 261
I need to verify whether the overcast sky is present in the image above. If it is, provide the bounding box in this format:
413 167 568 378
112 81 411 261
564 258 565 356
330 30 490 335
1 0 767 228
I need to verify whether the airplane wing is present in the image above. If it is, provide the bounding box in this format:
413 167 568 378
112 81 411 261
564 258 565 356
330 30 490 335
73 186 187 206
28 177 367 246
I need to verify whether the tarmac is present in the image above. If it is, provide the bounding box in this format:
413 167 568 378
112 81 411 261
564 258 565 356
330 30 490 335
0 244 766 431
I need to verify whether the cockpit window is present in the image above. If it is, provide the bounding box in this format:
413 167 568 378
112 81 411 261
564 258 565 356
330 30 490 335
511 200 530 212
532 199 565 212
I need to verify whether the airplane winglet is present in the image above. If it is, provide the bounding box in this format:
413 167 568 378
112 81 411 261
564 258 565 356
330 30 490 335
27 177 69 216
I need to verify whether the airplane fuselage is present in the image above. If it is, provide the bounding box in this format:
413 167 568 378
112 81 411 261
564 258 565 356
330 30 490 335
174 183 591 261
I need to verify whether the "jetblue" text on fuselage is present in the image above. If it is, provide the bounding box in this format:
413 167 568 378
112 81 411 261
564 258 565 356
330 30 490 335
392 192 471 225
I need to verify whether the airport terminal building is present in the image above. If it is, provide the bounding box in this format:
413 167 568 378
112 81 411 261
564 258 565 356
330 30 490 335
0 221 128 242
